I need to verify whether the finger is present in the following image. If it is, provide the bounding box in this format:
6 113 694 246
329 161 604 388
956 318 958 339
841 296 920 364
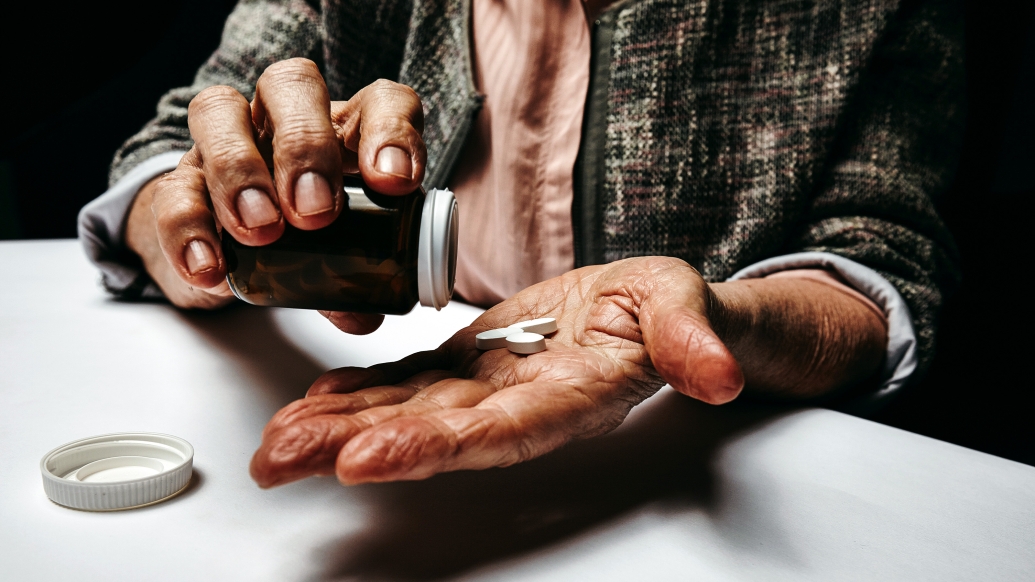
128 176 235 309
635 262 744 404
187 85 283 245
251 377 494 487
335 380 621 484
306 367 391 397
306 349 451 396
150 151 227 290
253 58 344 229
269 369 457 438
331 79 425 196
318 310 385 335
262 387 418 440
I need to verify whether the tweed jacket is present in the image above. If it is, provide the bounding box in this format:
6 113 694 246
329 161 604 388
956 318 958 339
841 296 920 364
108 0 964 384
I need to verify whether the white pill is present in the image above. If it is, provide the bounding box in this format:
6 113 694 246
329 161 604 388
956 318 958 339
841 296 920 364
505 332 547 355
475 326 524 350
512 317 558 335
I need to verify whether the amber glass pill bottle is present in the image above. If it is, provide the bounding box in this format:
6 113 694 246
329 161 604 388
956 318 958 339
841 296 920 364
221 176 458 315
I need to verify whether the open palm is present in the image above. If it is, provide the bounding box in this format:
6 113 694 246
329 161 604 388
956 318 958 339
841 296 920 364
251 257 744 487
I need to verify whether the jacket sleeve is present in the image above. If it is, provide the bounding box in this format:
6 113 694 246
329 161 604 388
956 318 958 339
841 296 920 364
78 0 326 299
789 0 965 388
108 0 325 186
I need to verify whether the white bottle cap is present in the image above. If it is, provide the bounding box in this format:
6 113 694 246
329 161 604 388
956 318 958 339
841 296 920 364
40 433 194 511
418 188 459 310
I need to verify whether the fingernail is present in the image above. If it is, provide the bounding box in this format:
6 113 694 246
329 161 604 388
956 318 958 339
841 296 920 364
375 146 413 180
184 239 217 275
237 188 280 228
295 172 334 216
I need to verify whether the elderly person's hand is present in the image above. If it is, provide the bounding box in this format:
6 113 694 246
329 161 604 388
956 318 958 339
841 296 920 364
125 58 425 333
250 256 886 487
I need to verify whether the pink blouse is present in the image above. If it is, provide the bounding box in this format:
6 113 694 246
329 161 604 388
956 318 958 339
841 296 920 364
448 0 885 331
449 0 589 306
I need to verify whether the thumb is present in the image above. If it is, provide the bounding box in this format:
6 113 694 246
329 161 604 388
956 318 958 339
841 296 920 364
638 277 744 404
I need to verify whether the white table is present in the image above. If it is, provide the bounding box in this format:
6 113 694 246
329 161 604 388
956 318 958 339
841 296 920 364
2 240 1033 581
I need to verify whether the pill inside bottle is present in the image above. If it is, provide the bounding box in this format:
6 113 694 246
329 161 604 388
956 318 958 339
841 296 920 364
222 176 458 315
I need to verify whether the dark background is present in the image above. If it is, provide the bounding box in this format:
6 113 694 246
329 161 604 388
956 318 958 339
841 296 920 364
1 1 1032 464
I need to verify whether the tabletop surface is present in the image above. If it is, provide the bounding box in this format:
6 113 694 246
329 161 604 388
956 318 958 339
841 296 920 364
1 240 1033 582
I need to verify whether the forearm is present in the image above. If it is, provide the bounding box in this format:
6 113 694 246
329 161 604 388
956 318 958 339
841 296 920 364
708 278 887 399
111 1 324 185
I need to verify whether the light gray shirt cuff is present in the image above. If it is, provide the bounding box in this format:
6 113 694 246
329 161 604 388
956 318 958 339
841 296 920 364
729 252 918 414
77 151 187 299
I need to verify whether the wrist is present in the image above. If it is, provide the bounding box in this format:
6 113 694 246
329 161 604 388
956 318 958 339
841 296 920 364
706 277 886 398
705 280 759 356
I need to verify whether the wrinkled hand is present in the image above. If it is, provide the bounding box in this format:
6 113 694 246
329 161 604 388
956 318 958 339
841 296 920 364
126 58 425 333
251 257 745 487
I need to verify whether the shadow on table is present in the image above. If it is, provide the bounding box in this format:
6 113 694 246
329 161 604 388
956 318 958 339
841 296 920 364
173 303 326 409
317 391 787 581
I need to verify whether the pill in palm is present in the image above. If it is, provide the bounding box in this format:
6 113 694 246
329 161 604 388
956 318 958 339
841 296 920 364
505 332 547 354
511 317 558 335
475 326 524 350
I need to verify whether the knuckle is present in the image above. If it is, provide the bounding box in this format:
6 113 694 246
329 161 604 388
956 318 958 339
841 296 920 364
204 139 260 169
370 78 419 102
189 85 247 116
368 78 398 93
378 424 427 470
259 58 325 91
273 124 336 155
364 115 421 139
340 82 422 148
154 196 209 233
264 400 314 437
151 171 182 195
267 423 323 466
267 57 320 76
151 171 197 208
365 80 423 118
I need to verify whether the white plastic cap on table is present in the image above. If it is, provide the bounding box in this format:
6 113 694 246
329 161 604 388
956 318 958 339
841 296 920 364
40 433 194 511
